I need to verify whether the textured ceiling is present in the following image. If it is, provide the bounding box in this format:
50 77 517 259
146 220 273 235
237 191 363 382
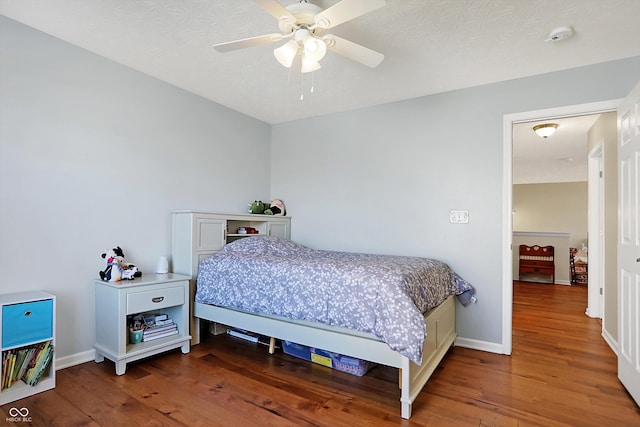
2 0 640 125
513 114 600 185
2 0 639 184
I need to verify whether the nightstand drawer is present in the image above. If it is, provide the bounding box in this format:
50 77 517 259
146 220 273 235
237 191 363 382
2 299 53 348
127 286 184 314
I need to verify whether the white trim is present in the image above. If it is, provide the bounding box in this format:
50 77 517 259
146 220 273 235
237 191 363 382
513 231 570 238
455 337 503 354
503 99 622 357
55 349 96 370
502 115 514 355
587 142 605 318
601 328 618 356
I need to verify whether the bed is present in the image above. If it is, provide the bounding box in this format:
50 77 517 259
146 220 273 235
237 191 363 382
191 236 474 419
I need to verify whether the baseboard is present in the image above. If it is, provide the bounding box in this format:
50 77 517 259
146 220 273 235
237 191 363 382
601 328 618 356
54 338 505 371
55 349 96 370
513 278 571 286
454 337 504 354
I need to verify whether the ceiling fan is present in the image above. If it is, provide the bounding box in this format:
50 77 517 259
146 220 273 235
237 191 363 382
214 0 386 73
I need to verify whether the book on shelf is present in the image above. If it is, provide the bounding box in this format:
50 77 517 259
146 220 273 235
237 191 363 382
23 342 54 386
155 318 173 326
2 340 54 390
142 329 178 342
143 323 177 336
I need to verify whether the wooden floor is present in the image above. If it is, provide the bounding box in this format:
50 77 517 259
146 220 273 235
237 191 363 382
2 282 639 426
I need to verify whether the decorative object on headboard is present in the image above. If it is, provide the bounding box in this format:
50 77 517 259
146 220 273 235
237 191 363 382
266 199 285 216
249 200 267 214
519 245 555 284
248 199 286 215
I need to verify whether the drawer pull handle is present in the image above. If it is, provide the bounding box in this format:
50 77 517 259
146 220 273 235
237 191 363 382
152 297 164 303
24 310 32 317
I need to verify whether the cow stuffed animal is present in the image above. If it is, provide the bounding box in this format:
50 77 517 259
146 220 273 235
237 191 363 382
99 247 123 282
99 246 142 282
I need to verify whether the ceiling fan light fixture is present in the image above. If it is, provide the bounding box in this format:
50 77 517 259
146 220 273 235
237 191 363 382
533 123 558 138
274 39 299 68
303 37 327 62
301 56 321 73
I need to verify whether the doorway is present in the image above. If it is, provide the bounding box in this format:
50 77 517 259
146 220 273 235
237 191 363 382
501 99 620 355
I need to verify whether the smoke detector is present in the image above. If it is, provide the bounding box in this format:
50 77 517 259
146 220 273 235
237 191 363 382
545 26 574 43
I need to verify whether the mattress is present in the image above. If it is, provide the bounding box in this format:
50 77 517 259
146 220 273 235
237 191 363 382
196 236 474 364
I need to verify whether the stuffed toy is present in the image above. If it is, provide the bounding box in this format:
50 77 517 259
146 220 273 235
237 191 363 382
264 199 286 216
250 199 286 215
249 200 267 214
112 246 142 280
99 247 122 282
100 246 142 282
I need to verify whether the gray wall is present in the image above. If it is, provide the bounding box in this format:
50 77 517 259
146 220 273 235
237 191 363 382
0 17 271 361
271 58 640 346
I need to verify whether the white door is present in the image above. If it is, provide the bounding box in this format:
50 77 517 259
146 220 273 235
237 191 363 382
618 80 640 406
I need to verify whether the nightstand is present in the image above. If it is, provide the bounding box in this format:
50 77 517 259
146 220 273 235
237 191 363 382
94 274 191 375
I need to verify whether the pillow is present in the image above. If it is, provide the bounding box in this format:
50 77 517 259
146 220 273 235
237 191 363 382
222 236 311 256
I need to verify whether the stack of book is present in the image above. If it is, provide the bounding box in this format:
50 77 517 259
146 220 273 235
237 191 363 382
2 340 54 389
142 314 178 342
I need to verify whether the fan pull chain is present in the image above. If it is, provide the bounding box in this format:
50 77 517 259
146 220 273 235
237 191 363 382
299 71 317 101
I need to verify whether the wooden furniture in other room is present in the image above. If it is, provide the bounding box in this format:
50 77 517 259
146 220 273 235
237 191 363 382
94 274 191 375
519 245 555 284
569 248 588 285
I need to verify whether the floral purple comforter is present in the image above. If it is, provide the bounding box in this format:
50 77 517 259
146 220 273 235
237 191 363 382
196 237 474 364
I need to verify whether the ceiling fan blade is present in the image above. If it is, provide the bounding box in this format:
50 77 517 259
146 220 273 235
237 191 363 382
254 0 297 22
324 35 384 68
214 33 286 52
314 0 386 29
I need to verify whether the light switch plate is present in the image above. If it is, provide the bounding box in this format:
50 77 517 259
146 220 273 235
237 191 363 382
450 210 469 223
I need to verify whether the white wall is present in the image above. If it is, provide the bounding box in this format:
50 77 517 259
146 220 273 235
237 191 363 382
0 17 271 361
271 57 640 347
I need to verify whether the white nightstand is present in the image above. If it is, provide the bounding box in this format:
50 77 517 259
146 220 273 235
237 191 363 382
94 273 191 375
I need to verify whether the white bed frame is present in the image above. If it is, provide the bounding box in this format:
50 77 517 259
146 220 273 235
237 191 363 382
193 295 456 419
172 210 456 418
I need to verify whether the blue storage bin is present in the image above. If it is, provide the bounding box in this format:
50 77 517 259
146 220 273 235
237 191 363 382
282 341 312 361
282 341 375 376
2 299 53 348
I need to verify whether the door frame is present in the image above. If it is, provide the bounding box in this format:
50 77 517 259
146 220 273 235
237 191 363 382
587 142 605 319
502 99 621 355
